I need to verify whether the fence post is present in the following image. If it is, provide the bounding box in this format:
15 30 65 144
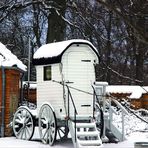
122 111 124 141
109 98 112 129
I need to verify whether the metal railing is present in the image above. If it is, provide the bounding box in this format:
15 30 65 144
52 80 78 142
66 84 78 142
106 98 128 141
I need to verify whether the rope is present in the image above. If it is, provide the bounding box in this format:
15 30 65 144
102 92 148 124
52 80 105 135
124 104 148 124
52 80 148 134
52 80 105 97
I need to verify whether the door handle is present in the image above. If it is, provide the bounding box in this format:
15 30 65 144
65 81 74 84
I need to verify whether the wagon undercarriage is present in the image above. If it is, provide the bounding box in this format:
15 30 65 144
12 83 104 148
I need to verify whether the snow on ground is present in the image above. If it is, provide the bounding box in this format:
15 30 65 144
0 111 148 148
104 132 148 148
0 131 148 148
0 128 148 148
0 136 73 148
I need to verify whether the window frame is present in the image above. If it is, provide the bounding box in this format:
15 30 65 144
44 65 52 81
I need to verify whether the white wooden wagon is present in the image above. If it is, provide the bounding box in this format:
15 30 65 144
12 39 104 148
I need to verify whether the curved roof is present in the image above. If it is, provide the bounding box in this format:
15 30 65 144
33 39 100 65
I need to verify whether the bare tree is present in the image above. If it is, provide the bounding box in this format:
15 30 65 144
0 0 147 84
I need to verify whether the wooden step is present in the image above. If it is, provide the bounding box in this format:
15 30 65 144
78 139 102 146
77 131 99 137
79 146 102 148
76 122 96 128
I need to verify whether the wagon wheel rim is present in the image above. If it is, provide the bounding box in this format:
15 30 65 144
38 104 57 146
12 107 34 140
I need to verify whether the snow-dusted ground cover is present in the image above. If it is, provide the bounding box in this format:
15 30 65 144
0 130 148 148
104 109 148 148
0 110 148 148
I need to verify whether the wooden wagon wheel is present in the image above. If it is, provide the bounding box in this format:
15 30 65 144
57 125 69 140
12 107 34 140
38 104 57 146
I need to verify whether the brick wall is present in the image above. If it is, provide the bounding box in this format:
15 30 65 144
0 68 21 137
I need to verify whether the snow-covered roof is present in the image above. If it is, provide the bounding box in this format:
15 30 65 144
106 85 148 99
0 42 26 71
33 39 99 65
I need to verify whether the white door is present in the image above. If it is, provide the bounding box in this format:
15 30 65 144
63 50 95 117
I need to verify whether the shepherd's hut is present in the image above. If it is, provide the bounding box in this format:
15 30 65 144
33 39 99 117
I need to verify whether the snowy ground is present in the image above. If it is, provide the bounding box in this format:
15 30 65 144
0 129 148 148
0 110 148 148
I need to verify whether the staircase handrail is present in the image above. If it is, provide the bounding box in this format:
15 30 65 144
105 100 117 115
66 84 77 143
107 97 128 141
111 99 128 115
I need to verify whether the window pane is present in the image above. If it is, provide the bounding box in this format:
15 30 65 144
44 66 51 81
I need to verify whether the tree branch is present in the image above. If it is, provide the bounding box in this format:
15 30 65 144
96 0 148 44
102 61 143 84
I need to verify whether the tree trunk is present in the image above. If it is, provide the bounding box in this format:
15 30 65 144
106 11 112 84
46 1 66 43
135 16 145 85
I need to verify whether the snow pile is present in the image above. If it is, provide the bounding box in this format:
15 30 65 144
33 39 97 59
0 42 26 71
106 85 148 99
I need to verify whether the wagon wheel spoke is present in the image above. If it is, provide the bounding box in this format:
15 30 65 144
24 128 27 140
26 126 31 137
42 128 48 140
39 104 57 146
57 125 69 140
13 107 35 140
20 127 25 139
16 127 24 137
24 115 30 124
49 130 54 145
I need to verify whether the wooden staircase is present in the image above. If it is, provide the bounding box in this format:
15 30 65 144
69 120 102 148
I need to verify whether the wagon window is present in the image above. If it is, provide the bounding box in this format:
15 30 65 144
44 66 51 81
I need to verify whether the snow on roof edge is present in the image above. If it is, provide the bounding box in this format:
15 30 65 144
0 42 27 71
33 39 99 60
106 85 148 99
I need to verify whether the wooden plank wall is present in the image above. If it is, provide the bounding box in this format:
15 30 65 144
109 93 142 109
142 94 148 109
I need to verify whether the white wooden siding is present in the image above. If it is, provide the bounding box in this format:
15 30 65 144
61 44 97 117
36 64 65 119
36 43 98 119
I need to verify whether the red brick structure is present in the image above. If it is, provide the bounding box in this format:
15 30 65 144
0 42 26 137
0 68 23 136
